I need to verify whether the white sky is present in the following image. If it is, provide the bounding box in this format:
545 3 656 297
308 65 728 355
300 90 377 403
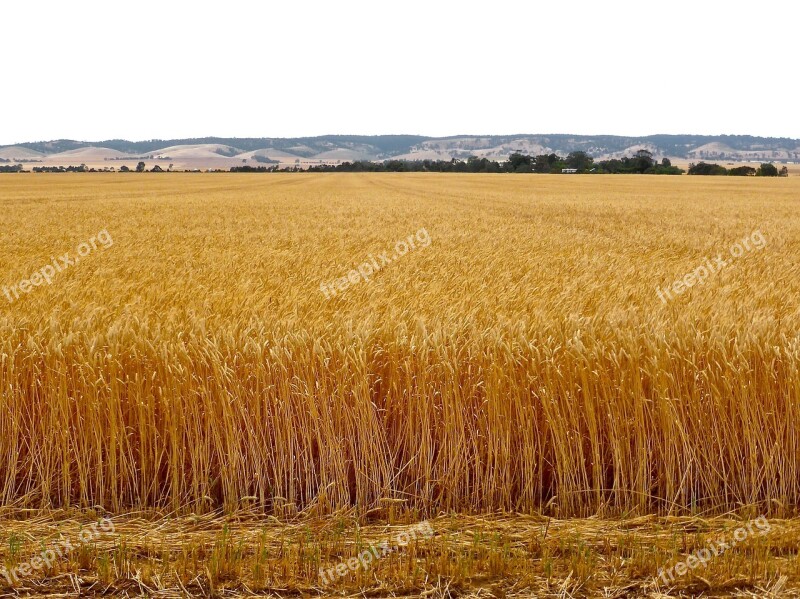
1 0 797 145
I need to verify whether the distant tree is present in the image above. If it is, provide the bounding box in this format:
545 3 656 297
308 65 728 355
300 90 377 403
661 157 672 167
565 151 593 172
135 161 146 173
688 162 728 176
168 163 174 171
729 166 757 176
507 152 533 173
632 149 655 172
120 165 130 172
150 164 164 172
652 161 685 175
779 166 789 177
756 163 779 177
532 154 552 173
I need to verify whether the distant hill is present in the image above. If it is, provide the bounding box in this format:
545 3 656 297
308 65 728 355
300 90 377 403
3 134 799 167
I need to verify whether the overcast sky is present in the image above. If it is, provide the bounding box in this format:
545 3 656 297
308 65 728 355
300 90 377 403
1 0 797 144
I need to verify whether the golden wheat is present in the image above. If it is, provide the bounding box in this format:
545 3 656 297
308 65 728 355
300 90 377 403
0 173 798 520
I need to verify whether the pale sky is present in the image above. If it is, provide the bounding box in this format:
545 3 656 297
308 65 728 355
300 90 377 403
1 0 797 145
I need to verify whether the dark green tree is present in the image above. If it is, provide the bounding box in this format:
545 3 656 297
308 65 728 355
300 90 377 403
756 163 779 177
688 162 728 175
565 151 593 172
507 153 533 173
729 166 756 176
632 149 655 172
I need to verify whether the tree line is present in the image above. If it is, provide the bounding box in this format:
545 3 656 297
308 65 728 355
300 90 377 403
301 150 685 174
29 162 172 173
687 162 789 176
4 154 790 177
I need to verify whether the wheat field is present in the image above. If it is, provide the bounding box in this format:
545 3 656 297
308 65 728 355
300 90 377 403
1 173 800 596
